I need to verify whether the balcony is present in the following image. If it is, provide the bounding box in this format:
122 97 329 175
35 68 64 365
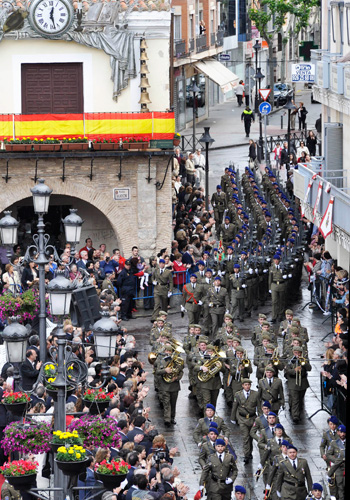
216 30 224 47
211 32 216 46
196 34 208 53
174 39 187 59
189 38 195 53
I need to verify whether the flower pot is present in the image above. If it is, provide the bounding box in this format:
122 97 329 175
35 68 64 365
83 399 110 415
46 387 75 402
94 472 127 489
5 144 32 152
128 142 148 150
55 458 89 477
92 143 119 151
2 402 29 416
32 144 61 152
61 143 89 151
6 473 37 489
49 442 61 453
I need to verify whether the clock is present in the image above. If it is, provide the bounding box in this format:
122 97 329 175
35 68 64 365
28 0 74 38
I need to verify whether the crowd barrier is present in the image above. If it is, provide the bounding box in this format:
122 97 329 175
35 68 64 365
309 373 346 425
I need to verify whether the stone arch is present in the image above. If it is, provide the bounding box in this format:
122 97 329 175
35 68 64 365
0 179 132 255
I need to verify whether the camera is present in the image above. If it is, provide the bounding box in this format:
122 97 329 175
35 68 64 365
153 448 167 464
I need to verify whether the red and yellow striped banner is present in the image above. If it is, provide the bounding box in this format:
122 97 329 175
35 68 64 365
0 112 175 140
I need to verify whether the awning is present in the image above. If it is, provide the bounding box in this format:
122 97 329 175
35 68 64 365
193 59 240 93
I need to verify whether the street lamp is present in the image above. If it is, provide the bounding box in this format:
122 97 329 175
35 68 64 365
253 39 261 114
91 310 120 383
62 208 84 260
0 211 19 263
190 78 200 151
30 178 52 215
284 96 297 160
2 317 31 391
199 127 215 211
255 67 265 162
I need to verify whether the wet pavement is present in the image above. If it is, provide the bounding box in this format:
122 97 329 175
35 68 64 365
127 278 333 499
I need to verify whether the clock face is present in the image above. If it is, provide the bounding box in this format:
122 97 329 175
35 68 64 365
30 0 74 37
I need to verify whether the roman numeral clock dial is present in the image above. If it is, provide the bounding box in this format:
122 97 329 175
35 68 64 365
29 0 74 38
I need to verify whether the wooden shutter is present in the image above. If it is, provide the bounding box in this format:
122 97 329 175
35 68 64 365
21 63 84 114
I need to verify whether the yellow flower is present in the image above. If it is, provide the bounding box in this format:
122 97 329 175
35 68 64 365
57 447 67 453
68 450 74 455
81 449 86 454
40 138 44 141
76 453 81 459
48 377 56 383
68 366 73 370
50 364 55 370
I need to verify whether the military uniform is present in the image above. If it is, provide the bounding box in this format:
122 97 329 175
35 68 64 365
275 457 313 500
182 281 204 324
193 415 229 445
198 438 217 468
200 450 238 500
284 351 311 422
211 189 227 227
231 384 259 460
258 376 285 413
151 267 173 321
326 437 346 500
269 260 288 322
154 349 183 425
218 222 236 251
201 275 214 335
225 351 252 404
229 270 246 321
207 283 230 336
192 347 223 411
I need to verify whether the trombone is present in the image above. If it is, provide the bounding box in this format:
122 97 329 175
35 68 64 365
241 350 251 368
271 348 280 366
296 357 306 386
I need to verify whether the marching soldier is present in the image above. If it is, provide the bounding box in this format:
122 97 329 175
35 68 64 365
255 343 283 381
189 336 210 406
268 253 288 324
258 367 285 413
201 268 214 335
218 216 236 251
229 263 247 322
181 274 204 324
211 185 227 228
199 439 238 500
320 416 339 464
158 310 173 330
234 486 247 499
231 378 259 463
275 445 313 500
198 427 220 468
193 343 224 411
207 276 230 337
254 321 277 347
224 346 252 406
183 324 202 399
258 421 291 456
216 324 239 348
260 439 290 499
151 259 173 321
193 403 229 445
150 317 171 345
251 313 268 346
326 425 346 500
154 343 183 427
306 483 325 500
279 308 294 336
195 260 207 284
250 401 277 442
224 246 236 290
258 422 292 483
284 346 311 423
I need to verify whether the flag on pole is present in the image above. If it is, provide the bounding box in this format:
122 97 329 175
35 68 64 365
301 174 317 217
319 196 334 239
313 181 323 221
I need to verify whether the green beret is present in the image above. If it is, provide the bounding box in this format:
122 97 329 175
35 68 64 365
262 334 271 340
236 346 244 353
241 378 252 385
285 309 293 315
292 346 302 352
266 343 275 350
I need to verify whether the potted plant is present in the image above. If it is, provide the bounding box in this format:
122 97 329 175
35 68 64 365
61 137 89 151
1 391 30 416
43 362 74 401
68 415 121 449
3 137 32 152
0 290 40 324
91 138 120 151
122 136 149 151
173 133 181 146
32 137 61 152
94 458 130 488
1 422 51 456
0 459 38 489
50 429 83 453
55 445 89 476
83 388 114 415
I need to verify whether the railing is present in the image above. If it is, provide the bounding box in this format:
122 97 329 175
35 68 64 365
174 39 187 59
181 133 203 151
211 32 216 46
189 38 195 52
309 372 347 425
266 131 307 154
196 34 208 52
216 30 224 47
323 170 348 191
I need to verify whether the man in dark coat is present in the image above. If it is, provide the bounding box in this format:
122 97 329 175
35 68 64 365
117 260 136 321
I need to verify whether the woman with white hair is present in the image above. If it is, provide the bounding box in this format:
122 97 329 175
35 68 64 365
185 152 196 186
194 148 205 189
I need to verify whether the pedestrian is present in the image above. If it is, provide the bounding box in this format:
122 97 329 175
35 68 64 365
272 142 282 169
248 139 257 169
116 260 136 321
296 141 309 160
241 106 255 137
306 130 317 156
297 102 308 130
185 152 196 185
315 113 322 134
193 148 205 189
235 80 244 107
290 100 297 130
199 20 206 34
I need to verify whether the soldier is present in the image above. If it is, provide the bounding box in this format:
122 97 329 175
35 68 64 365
151 259 173 321
183 324 202 399
153 343 183 427
251 313 268 346
158 310 173 330
234 486 247 500
258 367 285 413
320 415 339 464
181 274 204 324
250 401 276 443
257 422 292 483
229 263 247 322
218 216 236 251
199 439 238 500
193 403 229 445
198 427 220 468
225 346 252 407
260 439 290 499
255 343 283 381
275 445 313 500
326 425 346 500
216 324 239 349
258 421 291 456
207 276 230 337
307 483 325 500
195 260 207 284
231 378 259 464
268 253 288 324
254 321 277 347
193 344 224 411
224 246 236 289
279 308 294 336
201 268 214 335
150 317 171 345
211 185 227 228
284 346 311 423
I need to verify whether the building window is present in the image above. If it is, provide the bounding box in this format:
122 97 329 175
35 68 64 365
210 10 214 34
21 63 84 114
174 14 182 40
189 14 194 39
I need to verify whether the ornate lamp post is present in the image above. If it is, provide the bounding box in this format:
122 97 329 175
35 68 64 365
199 127 215 211
61 209 84 260
255 67 265 162
0 210 19 268
284 96 297 160
190 78 200 151
2 317 31 390
253 39 261 114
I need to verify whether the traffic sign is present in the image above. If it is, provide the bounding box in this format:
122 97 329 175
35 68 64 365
259 89 271 101
219 53 231 62
259 101 271 115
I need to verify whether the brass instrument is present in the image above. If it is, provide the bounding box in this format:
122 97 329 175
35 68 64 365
148 339 185 366
148 352 158 365
241 350 251 368
198 348 226 382
163 352 185 382
271 348 280 366
296 357 306 386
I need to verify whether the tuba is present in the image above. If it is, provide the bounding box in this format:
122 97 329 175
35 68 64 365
198 348 226 382
163 352 185 382
148 352 158 365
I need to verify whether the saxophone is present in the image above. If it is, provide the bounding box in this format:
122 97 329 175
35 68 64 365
198 348 226 382
163 352 185 382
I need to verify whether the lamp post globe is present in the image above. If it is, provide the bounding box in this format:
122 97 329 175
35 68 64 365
46 271 76 317
2 317 31 364
91 310 120 361
0 211 19 247
62 208 84 253
30 178 53 215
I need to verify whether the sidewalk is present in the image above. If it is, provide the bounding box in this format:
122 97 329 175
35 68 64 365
180 85 321 150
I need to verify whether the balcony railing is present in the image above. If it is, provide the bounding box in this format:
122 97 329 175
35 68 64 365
211 32 216 46
174 39 187 59
196 34 208 53
189 38 195 52
216 30 224 47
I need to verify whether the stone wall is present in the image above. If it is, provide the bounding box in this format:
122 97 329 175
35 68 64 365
0 154 172 260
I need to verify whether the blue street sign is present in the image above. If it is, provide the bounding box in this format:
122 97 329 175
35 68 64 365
259 101 271 115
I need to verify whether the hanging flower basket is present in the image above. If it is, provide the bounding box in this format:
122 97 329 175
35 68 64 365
1 422 51 455
7 473 37 488
55 445 89 476
83 388 113 415
68 415 121 449
94 459 130 488
0 459 38 490
1 392 30 415
95 471 127 489
83 399 110 415
55 458 90 476
46 386 75 401
2 402 29 416
50 430 82 453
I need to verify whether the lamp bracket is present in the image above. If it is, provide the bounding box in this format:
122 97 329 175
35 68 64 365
155 155 172 191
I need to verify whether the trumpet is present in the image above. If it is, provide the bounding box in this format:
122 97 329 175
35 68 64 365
241 350 251 368
271 347 280 366
296 357 306 386
148 339 185 365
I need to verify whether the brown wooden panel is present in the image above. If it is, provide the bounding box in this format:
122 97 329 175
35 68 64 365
21 63 84 114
